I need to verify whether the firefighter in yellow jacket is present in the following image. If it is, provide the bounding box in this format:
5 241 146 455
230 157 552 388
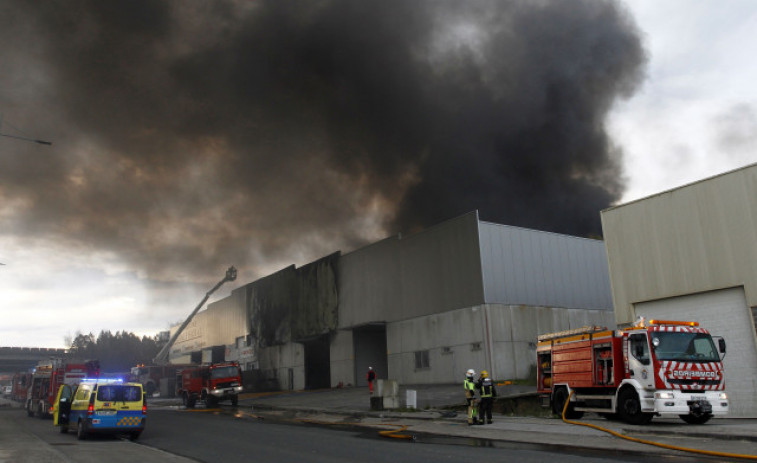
464 369 480 425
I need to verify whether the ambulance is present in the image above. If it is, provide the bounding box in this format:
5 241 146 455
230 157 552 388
54 378 146 440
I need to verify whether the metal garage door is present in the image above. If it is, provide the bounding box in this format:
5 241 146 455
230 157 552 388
634 287 757 417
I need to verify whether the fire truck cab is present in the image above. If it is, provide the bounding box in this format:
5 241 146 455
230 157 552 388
537 319 728 425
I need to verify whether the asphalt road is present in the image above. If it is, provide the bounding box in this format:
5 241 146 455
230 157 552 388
138 406 725 463
4 405 731 463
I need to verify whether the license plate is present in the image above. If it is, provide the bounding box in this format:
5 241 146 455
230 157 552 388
98 410 116 416
691 396 706 401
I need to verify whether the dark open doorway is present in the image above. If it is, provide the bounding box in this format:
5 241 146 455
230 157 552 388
353 324 388 386
304 335 331 389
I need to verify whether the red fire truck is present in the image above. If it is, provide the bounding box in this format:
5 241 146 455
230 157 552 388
537 319 728 425
25 359 100 418
177 362 243 408
130 363 193 397
11 371 33 402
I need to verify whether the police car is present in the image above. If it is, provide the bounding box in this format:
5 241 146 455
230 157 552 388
54 378 146 440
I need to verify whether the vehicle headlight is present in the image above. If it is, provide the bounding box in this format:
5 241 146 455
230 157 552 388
656 392 674 400
719 392 728 400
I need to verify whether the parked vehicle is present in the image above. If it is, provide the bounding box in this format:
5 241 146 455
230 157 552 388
53 378 145 440
11 372 32 402
177 361 243 408
537 318 728 424
129 363 191 397
26 359 100 418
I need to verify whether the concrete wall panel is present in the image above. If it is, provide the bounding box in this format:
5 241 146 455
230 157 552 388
330 330 354 387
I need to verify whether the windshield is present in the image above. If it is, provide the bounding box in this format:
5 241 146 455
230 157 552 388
97 385 142 402
651 332 719 362
210 366 239 379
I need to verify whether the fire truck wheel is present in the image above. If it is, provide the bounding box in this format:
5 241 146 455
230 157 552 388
553 388 584 419
617 388 653 425
679 414 712 425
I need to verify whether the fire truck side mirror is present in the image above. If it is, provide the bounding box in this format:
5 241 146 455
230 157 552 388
715 337 726 357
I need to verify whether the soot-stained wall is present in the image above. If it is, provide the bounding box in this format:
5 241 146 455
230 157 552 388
246 253 340 349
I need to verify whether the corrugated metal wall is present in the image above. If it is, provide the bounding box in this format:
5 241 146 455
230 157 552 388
601 163 757 323
338 211 485 328
478 221 613 310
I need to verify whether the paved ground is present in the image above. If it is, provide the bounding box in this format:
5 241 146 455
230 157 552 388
238 383 757 460
3 384 757 461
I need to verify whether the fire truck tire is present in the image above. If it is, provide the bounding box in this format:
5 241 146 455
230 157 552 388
231 395 238 406
76 420 87 440
679 414 712 425
553 388 583 419
617 388 653 425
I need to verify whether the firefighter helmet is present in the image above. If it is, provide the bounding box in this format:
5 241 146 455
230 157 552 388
480 370 488 378
466 369 475 378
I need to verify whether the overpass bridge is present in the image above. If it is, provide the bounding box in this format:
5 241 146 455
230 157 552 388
0 347 68 374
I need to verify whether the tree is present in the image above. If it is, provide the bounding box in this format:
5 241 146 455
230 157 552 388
67 330 160 373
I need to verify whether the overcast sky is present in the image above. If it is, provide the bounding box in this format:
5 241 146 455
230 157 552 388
1 0 755 348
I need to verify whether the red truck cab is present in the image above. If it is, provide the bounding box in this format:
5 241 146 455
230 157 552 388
178 362 243 408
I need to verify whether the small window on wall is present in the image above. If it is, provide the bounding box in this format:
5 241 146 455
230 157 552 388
414 350 430 370
752 307 757 332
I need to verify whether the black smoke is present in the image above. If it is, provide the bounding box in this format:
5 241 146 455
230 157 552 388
0 0 645 284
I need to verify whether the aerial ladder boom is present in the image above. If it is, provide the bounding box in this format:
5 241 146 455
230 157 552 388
153 266 237 365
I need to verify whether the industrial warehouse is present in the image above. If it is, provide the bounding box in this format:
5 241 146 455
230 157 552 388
169 162 757 418
168 211 614 392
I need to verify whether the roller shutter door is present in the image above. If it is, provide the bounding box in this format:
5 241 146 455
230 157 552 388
634 287 757 418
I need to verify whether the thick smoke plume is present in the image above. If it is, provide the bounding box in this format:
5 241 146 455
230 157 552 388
0 0 645 286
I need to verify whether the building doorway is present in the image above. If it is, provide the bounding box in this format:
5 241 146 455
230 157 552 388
353 324 388 386
303 335 331 390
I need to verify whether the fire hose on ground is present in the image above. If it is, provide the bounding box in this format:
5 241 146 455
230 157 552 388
297 418 414 440
562 390 757 461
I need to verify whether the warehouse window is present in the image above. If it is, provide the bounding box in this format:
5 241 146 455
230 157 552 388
414 350 430 370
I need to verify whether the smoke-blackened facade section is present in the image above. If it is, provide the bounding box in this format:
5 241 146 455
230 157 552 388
246 253 339 349
291 252 340 342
